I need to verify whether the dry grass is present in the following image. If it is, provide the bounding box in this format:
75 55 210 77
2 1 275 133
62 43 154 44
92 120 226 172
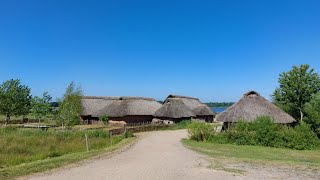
0 127 126 168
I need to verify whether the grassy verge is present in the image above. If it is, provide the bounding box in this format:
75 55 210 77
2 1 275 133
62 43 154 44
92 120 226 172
0 127 134 179
182 139 320 168
0 137 135 180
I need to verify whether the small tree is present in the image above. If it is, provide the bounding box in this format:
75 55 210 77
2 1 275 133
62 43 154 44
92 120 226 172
273 64 320 122
57 82 83 128
30 92 52 126
305 93 320 137
0 79 32 124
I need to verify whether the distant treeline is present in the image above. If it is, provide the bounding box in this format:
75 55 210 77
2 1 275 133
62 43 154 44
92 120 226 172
205 102 234 107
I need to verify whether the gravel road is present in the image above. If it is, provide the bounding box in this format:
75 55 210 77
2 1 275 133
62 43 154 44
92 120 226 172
26 130 245 180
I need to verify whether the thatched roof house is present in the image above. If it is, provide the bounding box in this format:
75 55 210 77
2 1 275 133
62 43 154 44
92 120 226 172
81 96 119 118
81 96 162 123
155 95 215 122
192 104 216 122
164 95 202 110
154 98 195 121
216 91 296 125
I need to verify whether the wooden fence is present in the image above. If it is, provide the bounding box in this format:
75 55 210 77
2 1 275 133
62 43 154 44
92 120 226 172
109 124 170 135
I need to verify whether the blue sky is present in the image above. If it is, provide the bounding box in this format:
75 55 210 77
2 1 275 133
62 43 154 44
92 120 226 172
0 0 319 102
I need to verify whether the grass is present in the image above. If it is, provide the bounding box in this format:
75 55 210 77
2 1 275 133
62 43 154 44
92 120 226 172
0 127 133 179
167 120 192 130
165 120 222 131
182 139 320 168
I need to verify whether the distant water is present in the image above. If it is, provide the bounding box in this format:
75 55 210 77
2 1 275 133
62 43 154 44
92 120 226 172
211 107 227 113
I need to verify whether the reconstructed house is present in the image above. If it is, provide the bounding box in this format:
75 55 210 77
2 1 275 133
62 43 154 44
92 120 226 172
81 96 119 122
153 98 196 122
192 104 216 122
154 95 215 122
98 97 162 123
216 91 296 129
81 94 215 124
81 96 162 123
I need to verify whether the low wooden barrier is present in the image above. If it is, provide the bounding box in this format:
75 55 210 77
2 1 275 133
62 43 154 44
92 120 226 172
109 124 170 135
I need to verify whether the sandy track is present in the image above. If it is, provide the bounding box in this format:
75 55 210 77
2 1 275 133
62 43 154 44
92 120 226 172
26 130 245 180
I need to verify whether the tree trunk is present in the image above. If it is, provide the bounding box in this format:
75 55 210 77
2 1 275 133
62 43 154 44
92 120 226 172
300 110 304 122
5 115 10 125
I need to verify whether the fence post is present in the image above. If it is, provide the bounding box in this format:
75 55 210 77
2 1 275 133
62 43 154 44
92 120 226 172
85 134 89 152
110 131 113 146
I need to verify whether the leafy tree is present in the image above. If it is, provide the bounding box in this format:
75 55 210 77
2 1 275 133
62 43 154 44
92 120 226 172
57 82 83 128
305 93 320 137
273 64 320 122
0 79 32 124
30 92 52 125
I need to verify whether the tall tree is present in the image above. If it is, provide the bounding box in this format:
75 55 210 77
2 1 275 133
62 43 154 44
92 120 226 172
0 79 32 124
57 82 83 128
30 92 52 126
273 64 320 122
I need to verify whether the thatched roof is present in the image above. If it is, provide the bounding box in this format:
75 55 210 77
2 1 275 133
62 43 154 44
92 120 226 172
216 91 296 123
164 95 202 110
97 97 162 117
154 98 195 119
192 104 216 116
81 96 119 117
163 94 215 117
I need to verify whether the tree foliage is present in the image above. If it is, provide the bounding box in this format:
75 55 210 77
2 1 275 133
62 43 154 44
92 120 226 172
57 82 83 127
30 92 52 121
0 79 32 124
273 64 320 121
205 102 234 107
305 93 320 137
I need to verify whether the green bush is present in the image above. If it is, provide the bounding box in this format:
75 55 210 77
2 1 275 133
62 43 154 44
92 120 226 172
187 122 216 141
100 115 109 125
304 93 320 138
168 120 192 130
188 116 320 150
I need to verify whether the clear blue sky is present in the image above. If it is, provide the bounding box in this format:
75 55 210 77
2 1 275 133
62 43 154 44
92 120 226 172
0 0 319 102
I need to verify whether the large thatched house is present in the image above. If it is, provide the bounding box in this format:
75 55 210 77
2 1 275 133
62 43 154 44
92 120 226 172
192 104 216 122
81 96 119 121
81 96 162 123
98 97 162 123
154 95 215 122
154 98 195 122
216 91 296 129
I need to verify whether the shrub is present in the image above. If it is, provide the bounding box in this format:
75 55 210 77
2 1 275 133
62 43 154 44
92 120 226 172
168 120 192 130
286 122 319 150
187 122 216 141
100 115 109 125
188 116 320 150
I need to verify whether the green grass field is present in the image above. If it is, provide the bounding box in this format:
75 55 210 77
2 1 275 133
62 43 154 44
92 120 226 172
0 127 132 179
182 139 320 167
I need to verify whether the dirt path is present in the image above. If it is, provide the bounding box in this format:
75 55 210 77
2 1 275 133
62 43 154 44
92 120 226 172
26 130 246 180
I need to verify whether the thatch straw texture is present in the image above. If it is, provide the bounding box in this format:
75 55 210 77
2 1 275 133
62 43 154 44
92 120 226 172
81 96 119 117
216 91 296 123
154 98 195 119
192 104 216 116
164 95 202 110
97 97 162 117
